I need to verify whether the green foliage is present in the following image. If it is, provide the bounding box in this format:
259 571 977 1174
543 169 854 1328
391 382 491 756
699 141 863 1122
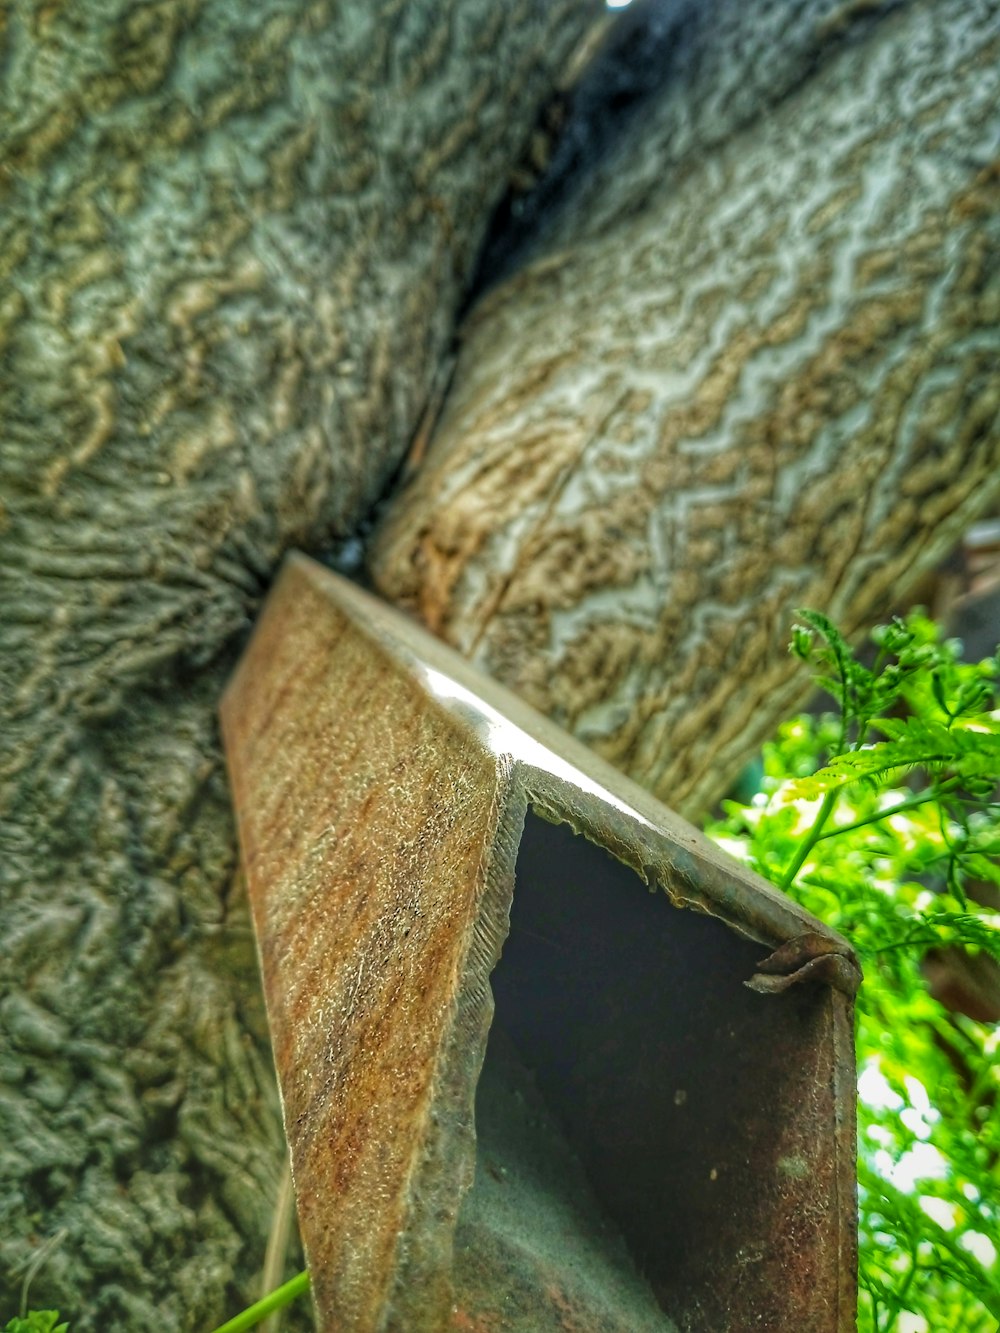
208 1268 310 1332
4 1315 68 1333
708 610 1000 1332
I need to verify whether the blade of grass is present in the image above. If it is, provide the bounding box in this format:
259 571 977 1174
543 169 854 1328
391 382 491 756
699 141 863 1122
209 1271 310 1333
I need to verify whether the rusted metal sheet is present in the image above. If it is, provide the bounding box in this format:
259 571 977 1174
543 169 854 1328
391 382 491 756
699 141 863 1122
220 551 859 1333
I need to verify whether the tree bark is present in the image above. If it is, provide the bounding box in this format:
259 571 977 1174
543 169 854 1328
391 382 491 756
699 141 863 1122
1 0 998 1328
371 0 1000 819
0 2 594 1327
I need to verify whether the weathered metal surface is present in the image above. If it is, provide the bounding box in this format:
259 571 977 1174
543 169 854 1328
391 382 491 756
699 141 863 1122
220 551 859 1332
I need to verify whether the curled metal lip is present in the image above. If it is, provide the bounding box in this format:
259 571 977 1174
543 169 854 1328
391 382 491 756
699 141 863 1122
221 551 859 1333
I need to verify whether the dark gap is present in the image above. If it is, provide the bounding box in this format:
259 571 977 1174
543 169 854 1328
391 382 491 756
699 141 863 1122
463 0 689 309
456 809 834 1330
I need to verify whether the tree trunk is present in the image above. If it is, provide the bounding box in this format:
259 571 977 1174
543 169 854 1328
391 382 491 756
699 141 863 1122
0 3 594 1327
1 0 997 1328
371 0 1000 818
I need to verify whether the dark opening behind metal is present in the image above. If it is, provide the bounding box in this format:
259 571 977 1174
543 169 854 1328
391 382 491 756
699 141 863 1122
483 809 849 1331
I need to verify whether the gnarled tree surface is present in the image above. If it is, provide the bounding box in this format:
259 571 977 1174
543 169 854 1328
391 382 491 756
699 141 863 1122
371 0 1000 817
0 2 593 1327
1 0 998 1327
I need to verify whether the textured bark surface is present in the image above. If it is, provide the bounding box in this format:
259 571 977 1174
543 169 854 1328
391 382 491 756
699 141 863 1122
2 0 998 1326
0 2 593 1327
371 0 1000 817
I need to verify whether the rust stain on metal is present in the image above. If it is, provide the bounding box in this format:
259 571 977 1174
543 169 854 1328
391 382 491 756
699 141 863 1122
221 551 859 1332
